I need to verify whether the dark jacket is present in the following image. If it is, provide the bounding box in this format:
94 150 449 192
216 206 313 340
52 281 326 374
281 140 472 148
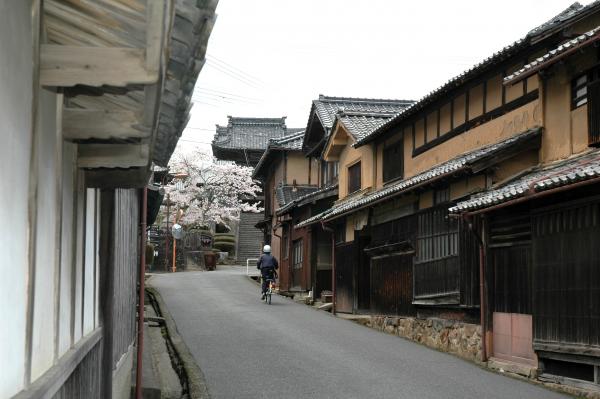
257 253 279 274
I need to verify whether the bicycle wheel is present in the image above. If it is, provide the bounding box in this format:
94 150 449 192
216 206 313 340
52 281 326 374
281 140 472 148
267 292 271 305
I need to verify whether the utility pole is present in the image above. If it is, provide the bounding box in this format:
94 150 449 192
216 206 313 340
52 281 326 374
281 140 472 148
165 194 170 271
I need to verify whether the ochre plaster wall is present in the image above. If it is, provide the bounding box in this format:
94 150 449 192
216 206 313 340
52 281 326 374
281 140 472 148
337 137 374 199
286 152 311 185
406 100 541 179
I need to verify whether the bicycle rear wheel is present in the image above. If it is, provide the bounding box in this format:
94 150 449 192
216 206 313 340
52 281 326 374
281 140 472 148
267 292 272 305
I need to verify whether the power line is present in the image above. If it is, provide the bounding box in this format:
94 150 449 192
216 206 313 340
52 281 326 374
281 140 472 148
207 53 264 84
195 87 262 102
205 61 263 89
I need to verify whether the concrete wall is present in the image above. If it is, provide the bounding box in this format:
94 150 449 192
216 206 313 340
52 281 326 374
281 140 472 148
0 1 33 395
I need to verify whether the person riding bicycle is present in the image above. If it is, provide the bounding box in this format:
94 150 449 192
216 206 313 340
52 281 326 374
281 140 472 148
257 245 278 300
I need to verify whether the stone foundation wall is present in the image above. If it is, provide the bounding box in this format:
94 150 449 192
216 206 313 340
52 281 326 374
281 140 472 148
365 316 482 363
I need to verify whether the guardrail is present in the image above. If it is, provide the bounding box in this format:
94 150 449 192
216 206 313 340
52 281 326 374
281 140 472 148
246 258 259 276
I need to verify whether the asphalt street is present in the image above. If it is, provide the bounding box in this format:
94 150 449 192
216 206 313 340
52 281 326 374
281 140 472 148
150 266 569 399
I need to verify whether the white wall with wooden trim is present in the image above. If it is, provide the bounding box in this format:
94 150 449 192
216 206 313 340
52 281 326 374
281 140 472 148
31 88 59 381
0 1 34 396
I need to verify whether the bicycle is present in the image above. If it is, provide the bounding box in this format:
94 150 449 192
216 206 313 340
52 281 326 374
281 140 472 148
263 278 275 305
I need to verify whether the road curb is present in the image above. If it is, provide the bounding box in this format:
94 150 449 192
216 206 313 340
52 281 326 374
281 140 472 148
146 286 211 399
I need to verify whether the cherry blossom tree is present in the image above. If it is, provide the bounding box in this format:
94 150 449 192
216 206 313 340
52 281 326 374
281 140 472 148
162 150 262 228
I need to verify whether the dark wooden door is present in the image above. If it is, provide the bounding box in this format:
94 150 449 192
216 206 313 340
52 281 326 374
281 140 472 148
335 242 357 313
370 252 416 316
532 200 600 351
356 236 371 311
489 211 536 366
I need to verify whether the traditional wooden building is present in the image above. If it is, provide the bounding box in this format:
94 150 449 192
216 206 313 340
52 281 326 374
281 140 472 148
212 117 303 263
1 1 216 398
450 18 600 390
253 130 320 291
295 1 600 391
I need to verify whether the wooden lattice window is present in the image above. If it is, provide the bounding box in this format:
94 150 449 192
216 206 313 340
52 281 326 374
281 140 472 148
383 140 404 182
572 73 588 109
416 206 458 262
588 79 600 146
347 161 361 194
292 239 303 270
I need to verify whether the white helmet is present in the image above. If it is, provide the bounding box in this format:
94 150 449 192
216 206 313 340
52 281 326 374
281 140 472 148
263 245 271 253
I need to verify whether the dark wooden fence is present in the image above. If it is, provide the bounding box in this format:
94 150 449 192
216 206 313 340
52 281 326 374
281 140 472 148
370 252 416 316
52 340 102 399
532 199 600 351
489 210 533 314
335 242 357 313
112 189 138 366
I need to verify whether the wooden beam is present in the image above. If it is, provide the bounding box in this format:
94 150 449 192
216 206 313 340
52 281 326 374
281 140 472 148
85 168 151 189
41 45 158 87
63 109 149 141
146 0 166 73
77 143 149 168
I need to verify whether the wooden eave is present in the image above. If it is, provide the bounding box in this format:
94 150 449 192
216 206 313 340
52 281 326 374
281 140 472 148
322 123 352 161
41 0 218 188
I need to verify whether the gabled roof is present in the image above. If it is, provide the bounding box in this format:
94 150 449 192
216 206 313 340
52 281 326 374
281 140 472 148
354 1 600 148
271 130 305 150
297 128 542 228
313 96 413 130
334 111 398 142
450 148 600 213
212 116 297 151
252 130 306 179
303 95 414 154
276 184 339 215
275 184 319 207
505 24 600 85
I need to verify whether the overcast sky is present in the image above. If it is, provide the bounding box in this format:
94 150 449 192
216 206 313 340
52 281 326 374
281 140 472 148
179 0 590 154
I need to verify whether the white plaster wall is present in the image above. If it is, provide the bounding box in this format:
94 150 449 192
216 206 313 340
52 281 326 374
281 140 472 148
83 189 96 335
95 191 101 329
0 1 33 396
58 142 77 356
73 172 86 342
31 88 59 381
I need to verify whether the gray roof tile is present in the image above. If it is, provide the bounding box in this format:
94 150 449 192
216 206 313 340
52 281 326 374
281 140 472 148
313 95 413 130
276 184 338 215
505 25 600 84
297 128 541 227
275 184 319 207
335 111 398 141
450 148 600 213
212 117 302 151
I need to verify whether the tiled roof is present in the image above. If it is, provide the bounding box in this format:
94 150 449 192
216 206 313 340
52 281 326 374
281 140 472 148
313 95 413 130
335 111 398 141
270 130 305 150
450 149 600 213
505 25 600 85
252 130 306 179
296 128 542 227
275 184 319 207
354 1 600 147
212 116 302 151
276 184 338 215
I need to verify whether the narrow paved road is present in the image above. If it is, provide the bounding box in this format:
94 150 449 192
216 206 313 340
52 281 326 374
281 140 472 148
150 267 569 399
